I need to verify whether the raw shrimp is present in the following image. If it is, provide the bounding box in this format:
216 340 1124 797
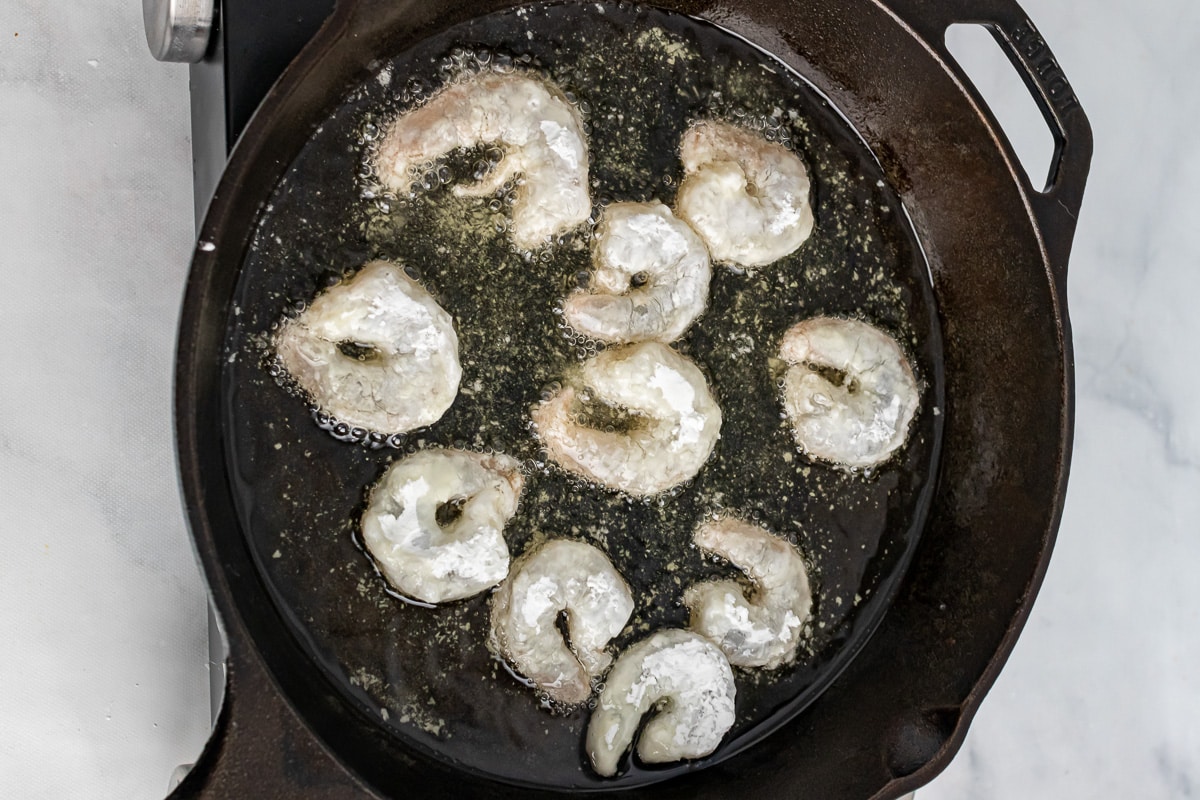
374 71 590 250
275 260 461 435
490 540 634 705
585 629 736 777
685 516 812 669
778 316 919 469
674 120 814 269
360 448 524 604
563 202 711 343
531 342 722 496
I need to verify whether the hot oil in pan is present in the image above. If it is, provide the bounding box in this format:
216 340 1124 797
222 2 944 790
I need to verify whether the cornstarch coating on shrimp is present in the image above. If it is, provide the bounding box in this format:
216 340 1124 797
586 629 736 777
361 448 524 604
564 201 711 344
490 539 634 705
231 3 946 787
374 71 590 250
778 316 919 469
674 120 814 269
531 342 722 496
685 516 812 669
275 260 461 435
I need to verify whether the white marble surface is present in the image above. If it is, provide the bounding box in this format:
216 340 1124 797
0 3 211 799
0 0 1196 798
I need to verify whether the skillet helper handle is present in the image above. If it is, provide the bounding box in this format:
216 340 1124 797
166 639 369 800
884 0 1094 286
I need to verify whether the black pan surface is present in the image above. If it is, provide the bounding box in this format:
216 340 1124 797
172 0 1091 795
221 4 942 789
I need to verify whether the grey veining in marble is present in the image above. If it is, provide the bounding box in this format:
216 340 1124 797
1 0 1196 798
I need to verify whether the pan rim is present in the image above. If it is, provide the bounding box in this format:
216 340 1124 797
174 0 1084 796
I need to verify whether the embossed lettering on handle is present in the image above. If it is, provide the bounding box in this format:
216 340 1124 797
1008 21 1080 118
884 0 1094 292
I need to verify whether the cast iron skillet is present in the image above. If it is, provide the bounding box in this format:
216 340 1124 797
171 0 1091 797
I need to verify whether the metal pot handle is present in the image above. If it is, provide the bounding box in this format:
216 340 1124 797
165 634 370 799
882 0 1093 289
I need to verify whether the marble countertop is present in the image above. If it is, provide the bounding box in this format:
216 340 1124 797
1 0 1195 797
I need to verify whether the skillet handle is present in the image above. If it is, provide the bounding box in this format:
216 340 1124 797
883 0 1093 288
166 637 370 799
